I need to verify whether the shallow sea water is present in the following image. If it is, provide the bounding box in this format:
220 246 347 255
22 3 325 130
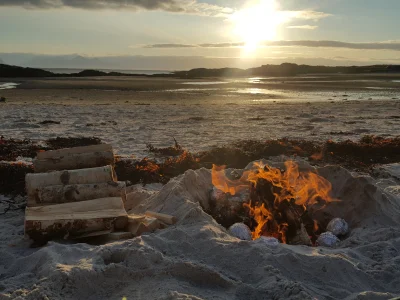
0 82 19 90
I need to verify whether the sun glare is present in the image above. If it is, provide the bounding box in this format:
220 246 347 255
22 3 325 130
231 0 285 52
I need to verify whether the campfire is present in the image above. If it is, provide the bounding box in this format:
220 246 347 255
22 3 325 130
211 161 339 246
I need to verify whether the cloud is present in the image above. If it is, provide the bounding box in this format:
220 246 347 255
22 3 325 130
143 43 195 48
143 42 245 48
0 0 331 22
0 0 233 16
198 42 244 48
290 10 331 20
287 25 318 30
268 40 400 51
141 40 400 51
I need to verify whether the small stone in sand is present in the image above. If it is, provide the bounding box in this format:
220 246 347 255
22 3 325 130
317 232 340 248
327 218 349 236
228 223 252 241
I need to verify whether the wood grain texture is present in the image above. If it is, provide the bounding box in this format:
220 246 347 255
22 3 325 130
37 144 112 160
25 197 128 243
26 165 115 199
34 151 114 173
28 181 126 207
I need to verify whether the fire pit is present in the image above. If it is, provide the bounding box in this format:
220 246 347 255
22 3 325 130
209 159 346 246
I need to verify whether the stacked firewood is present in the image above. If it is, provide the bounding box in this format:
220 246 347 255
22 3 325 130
24 144 176 246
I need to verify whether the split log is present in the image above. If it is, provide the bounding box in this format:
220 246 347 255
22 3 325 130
25 197 128 244
28 181 127 207
145 211 177 225
207 187 249 228
127 216 160 236
114 215 129 230
34 151 114 172
105 232 133 241
137 217 161 235
128 214 146 223
37 144 112 160
126 215 146 236
26 165 116 199
73 230 113 240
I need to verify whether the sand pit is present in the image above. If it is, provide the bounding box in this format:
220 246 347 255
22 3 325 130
1 159 400 299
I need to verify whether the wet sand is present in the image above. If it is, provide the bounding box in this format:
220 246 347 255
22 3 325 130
0 75 399 158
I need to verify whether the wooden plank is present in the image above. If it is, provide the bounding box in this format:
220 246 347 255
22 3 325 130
127 216 160 236
137 217 160 235
114 215 129 230
34 151 114 173
127 222 141 236
72 230 113 240
37 144 112 160
145 211 177 225
25 197 128 243
25 197 127 220
28 181 126 207
128 214 146 223
106 232 133 241
26 165 115 199
126 215 146 236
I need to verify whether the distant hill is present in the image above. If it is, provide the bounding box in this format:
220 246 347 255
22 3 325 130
1 62 400 78
0 64 54 77
0 64 134 78
22 54 110 69
174 63 400 78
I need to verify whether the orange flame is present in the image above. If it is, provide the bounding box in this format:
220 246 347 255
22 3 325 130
211 161 335 241
211 165 249 196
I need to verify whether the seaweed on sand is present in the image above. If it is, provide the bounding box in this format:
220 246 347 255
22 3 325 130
0 137 42 161
1 135 400 195
0 162 33 196
322 136 400 170
0 136 103 161
146 138 184 157
46 137 101 149
117 135 400 186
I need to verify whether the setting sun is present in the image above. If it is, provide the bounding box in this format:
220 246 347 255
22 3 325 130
231 0 286 51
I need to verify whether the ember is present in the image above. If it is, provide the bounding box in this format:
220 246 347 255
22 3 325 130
212 161 338 245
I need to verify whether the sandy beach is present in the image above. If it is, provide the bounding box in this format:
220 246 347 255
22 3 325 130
0 75 399 158
0 75 399 299
3 0 400 298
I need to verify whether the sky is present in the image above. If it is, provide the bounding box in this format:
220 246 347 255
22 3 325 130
1 0 400 69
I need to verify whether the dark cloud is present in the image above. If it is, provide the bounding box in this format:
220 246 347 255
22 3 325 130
142 40 400 51
0 0 232 16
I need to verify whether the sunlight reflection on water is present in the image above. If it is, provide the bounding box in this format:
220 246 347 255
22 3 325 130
0 82 19 90
181 81 228 85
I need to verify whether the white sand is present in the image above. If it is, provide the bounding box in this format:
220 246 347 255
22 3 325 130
1 159 400 299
